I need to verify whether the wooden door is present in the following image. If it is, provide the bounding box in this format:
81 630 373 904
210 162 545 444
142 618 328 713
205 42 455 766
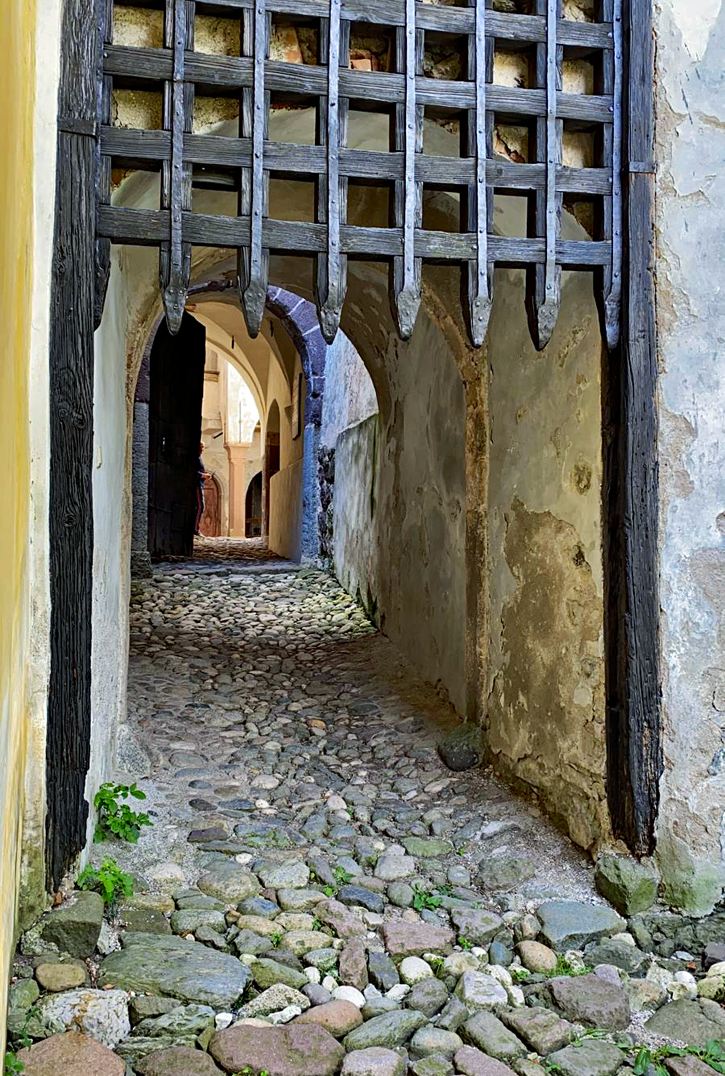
200 475 221 537
148 312 206 557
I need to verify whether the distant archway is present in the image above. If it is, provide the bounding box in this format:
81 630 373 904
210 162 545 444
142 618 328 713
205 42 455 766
245 472 263 537
263 400 281 538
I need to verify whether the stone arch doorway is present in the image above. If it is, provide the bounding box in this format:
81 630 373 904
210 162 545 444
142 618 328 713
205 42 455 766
245 472 263 538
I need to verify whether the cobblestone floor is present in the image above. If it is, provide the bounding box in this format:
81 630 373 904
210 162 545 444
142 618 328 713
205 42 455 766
10 540 723 1075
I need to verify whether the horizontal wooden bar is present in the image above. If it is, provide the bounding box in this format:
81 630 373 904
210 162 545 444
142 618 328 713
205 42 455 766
98 204 610 264
102 125 612 193
110 0 614 50
105 46 613 123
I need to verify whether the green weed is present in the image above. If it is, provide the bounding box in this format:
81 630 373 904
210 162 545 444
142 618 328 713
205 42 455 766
93 782 153 843
77 857 134 909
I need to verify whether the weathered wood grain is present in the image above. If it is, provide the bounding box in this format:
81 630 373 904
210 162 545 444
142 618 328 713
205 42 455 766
604 0 660 856
48 0 99 892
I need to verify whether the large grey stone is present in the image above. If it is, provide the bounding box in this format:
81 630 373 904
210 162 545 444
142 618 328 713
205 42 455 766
136 1046 225 1075
259 860 311 889
410 1026 463 1059
476 857 536 892
501 1007 574 1055
170 909 227 935
547 973 631 1030
369 951 400 991
209 1022 345 1076
462 1012 527 1061
97 933 249 1008
594 856 658 916
197 861 260 904
406 977 450 1017
450 908 503 947
252 957 309 990
344 1009 428 1050
454 1047 517 1076
341 1047 407 1076
454 971 508 1012
545 1040 624 1076
645 999 725 1046
39 892 104 958
131 1003 215 1038
438 725 481 772
537 901 626 951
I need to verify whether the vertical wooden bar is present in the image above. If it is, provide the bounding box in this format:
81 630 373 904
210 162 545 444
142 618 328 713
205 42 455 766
604 0 660 854
463 0 493 347
241 0 270 336
94 0 113 328
316 0 348 342
391 0 423 338
526 0 561 350
160 0 193 334
47 0 99 890
597 0 623 350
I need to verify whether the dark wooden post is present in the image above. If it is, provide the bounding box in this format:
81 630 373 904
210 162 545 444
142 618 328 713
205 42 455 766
604 0 661 854
46 0 99 889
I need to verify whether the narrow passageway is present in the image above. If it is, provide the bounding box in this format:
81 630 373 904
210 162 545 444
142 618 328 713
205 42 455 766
123 537 591 898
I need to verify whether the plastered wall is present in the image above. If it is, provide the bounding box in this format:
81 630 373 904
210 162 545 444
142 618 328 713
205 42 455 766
486 259 607 853
653 1 725 914
0 0 57 1045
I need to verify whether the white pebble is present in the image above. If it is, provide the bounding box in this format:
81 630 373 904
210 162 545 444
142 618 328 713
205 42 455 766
305 967 321 984
269 1005 302 1025
506 985 526 1007
215 1013 234 1029
386 983 411 1001
487 965 513 988
322 975 338 992
333 985 366 1009
363 984 382 1000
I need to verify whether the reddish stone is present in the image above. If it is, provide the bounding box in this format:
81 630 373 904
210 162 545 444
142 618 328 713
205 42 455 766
455 1047 517 1076
209 1023 345 1076
295 1000 363 1037
16 1031 125 1076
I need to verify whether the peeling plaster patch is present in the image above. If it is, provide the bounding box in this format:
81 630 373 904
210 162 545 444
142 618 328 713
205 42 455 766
672 0 721 62
487 499 608 852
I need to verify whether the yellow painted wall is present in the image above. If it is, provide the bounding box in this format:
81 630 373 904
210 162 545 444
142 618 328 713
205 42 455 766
0 0 38 1050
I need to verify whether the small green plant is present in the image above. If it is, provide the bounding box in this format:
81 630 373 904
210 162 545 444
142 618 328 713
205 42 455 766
323 865 353 897
550 956 589 978
93 782 153 843
270 931 283 948
632 1041 725 1076
510 966 530 983
458 936 472 951
78 858 134 908
412 884 443 912
4 1052 24 1075
311 918 322 932
427 954 445 971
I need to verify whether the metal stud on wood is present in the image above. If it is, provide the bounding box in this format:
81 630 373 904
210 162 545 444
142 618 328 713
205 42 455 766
97 0 625 351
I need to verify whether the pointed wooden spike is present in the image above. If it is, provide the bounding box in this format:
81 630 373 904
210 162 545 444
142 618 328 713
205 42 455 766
394 285 421 340
163 282 186 335
532 286 560 351
242 271 267 338
469 292 492 349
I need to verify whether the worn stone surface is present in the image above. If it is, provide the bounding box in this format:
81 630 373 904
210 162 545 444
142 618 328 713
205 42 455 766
38 892 104 957
537 901 625 951
344 1010 428 1050
209 1023 346 1076
382 921 454 958
98 934 249 1008
16 1031 125 1076
438 725 481 772
500 1008 573 1056
594 856 658 916
461 1012 526 1061
645 999 725 1046
546 1041 624 1076
295 1000 363 1037
34 962 86 992
136 1046 225 1075
547 973 631 1030
454 1047 517 1076
341 1047 407 1076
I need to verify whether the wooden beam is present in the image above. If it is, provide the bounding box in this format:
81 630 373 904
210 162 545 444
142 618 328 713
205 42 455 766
47 0 98 892
604 0 660 855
